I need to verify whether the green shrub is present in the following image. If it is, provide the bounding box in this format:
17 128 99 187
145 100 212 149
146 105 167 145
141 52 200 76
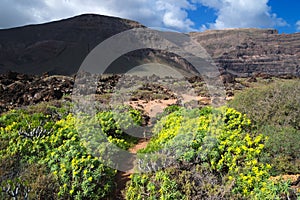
0 111 117 199
155 104 181 120
0 104 144 199
126 107 291 199
228 80 300 175
0 161 59 200
44 114 116 199
96 107 143 150
126 170 184 200
228 80 300 129
259 125 300 175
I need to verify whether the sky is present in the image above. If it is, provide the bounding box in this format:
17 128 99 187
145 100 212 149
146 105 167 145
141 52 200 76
0 0 299 33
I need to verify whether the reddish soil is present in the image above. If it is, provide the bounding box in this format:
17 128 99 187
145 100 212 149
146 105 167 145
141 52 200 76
128 139 149 154
127 99 177 118
113 94 210 199
114 138 149 199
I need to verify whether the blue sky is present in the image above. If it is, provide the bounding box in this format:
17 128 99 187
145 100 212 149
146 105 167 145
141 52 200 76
187 0 300 33
267 0 300 33
0 0 299 33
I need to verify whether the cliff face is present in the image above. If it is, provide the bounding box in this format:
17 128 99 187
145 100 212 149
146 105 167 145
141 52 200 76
0 14 300 77
0 14 144 75
191 29 300 77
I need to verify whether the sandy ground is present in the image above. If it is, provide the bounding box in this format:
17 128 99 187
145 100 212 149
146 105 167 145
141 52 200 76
128 99 177 118
127 95 211 118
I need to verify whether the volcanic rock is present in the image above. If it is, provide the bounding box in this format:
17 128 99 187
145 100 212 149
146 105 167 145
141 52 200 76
0 15 300 82
190 28 300 77
0 14 144 75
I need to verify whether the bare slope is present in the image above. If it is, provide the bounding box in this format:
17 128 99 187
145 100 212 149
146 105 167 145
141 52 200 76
0 14 143 75
1 15 300 77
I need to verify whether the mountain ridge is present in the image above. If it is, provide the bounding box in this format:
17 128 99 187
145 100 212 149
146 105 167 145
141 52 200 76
190 28 300 77
0 14 300 77
0 14 144 75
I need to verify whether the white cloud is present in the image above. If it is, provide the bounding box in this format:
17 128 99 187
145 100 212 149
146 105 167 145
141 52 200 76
0 0 287 32
156 0 196 31
296 21 300 31
0 0 197 32
195 0 287 30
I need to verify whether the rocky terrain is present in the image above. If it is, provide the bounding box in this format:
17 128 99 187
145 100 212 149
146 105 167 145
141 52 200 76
0 71 73 112
0 14 300 77
0 71 181 113
0 70 244 113
191 29 300 77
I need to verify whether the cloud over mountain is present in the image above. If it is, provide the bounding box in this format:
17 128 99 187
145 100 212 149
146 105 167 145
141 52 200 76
195 0 287 30
0 0 287 32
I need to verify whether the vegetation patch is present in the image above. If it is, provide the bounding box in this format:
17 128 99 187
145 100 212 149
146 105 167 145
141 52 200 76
0 103 144 199
229 79 300 175
126 107 294 199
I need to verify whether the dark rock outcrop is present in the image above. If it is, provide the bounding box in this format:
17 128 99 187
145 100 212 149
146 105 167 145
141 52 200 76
0 72 74 112
0 71 181 113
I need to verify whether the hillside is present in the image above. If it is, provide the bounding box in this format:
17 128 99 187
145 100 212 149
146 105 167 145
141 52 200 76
0 14 144 75
191 29 300 77
0 15 300 77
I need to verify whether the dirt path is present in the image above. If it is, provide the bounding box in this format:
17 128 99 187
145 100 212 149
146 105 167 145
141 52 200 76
127 96 212 118
128 139 149 154
114 138 150 199
127 99 177 118
114 98 173 199
114 95 210 199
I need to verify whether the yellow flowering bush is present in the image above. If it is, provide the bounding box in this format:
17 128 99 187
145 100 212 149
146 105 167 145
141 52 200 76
0 105 144 199
126 106 291 199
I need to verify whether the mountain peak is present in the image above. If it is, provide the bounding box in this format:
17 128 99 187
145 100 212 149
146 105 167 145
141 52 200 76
0 14 145 75
0 14 300 77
